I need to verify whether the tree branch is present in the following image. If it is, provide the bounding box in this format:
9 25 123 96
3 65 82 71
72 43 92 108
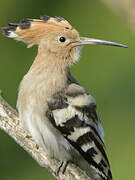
0 91 91 180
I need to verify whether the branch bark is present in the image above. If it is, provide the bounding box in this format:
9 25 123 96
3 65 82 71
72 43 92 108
0 91 91 180
101 0 135 32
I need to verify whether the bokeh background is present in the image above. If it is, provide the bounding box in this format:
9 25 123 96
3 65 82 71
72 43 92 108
0 0 134 179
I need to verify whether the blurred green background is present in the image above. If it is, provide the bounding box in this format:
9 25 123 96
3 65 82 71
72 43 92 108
0 0 134 179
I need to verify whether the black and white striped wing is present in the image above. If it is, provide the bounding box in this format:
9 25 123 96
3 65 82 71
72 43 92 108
48 83 112 180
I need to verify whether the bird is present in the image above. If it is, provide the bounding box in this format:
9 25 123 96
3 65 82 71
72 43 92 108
2 16 127 180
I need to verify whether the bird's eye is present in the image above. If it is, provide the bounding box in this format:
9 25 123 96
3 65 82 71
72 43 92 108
59 36 66 43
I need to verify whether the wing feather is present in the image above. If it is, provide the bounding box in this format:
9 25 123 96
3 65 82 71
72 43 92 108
47 83 112 180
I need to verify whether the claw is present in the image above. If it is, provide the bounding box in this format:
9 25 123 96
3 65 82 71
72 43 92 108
25 135 32 139
36 144 39 149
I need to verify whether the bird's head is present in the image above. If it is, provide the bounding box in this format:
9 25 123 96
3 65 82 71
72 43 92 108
2 16 127 66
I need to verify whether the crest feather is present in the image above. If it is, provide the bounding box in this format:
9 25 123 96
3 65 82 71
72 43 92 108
2 16 72 47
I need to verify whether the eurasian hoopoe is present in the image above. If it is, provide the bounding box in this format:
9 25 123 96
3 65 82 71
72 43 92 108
2 16 127 180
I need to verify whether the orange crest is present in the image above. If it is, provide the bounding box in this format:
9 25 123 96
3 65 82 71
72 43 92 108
2 16 73 47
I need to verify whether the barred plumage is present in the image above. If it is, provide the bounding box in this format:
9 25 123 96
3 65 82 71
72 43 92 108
47 82 112 179
2 15 127 179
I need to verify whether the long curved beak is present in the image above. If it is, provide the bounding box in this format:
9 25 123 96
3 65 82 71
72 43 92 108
77 37 128 48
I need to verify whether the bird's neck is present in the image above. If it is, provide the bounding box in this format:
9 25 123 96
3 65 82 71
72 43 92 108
30 46 70 72
26 48 70 97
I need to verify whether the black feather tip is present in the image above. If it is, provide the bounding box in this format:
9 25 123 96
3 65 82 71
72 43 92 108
19 19 31 29
1 23 18 37
55 16 65 22
40 15 50 22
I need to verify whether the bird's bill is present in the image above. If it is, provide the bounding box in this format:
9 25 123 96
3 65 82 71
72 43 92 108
77 37 128 48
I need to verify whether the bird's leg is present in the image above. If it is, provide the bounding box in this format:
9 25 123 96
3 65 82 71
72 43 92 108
55 160 68 175
60 161 68 174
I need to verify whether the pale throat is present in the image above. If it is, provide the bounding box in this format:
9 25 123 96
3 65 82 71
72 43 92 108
27 44 81 96
32 44 81 68
27 50 71 97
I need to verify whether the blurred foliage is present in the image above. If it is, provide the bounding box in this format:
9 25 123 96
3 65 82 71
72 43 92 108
0 0 134 179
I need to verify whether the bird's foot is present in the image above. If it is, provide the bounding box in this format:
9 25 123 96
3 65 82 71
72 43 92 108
55 161 68 175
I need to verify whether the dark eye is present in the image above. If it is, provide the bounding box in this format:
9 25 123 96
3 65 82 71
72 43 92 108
59 36 66 43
